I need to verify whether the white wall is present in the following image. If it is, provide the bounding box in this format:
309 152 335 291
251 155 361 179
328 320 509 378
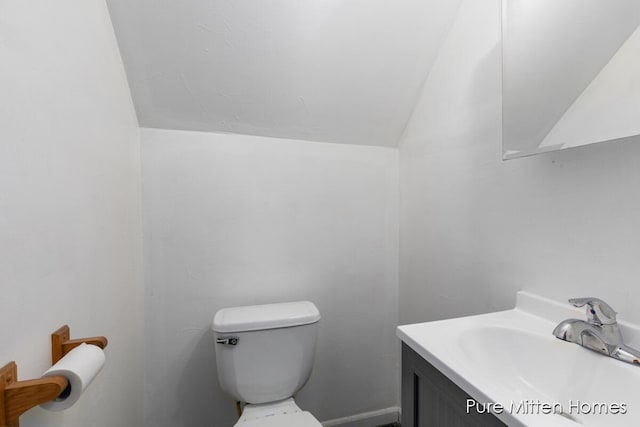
399 0 640 326
141 128 399 426
0 1 143 426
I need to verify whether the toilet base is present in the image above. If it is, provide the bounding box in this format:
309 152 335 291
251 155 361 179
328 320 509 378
234 398 322 427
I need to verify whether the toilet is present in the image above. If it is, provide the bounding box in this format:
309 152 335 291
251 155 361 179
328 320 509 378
212 301 322 426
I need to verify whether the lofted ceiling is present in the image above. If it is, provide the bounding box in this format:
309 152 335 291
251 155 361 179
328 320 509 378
106 0 461 147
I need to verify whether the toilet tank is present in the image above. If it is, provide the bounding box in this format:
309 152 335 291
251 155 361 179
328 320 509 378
212 301 320 404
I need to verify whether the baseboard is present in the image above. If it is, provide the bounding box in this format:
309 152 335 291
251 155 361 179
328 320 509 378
321 406 400 427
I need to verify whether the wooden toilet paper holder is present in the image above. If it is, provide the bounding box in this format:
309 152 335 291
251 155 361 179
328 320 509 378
51 325 107 365
0 325 108 427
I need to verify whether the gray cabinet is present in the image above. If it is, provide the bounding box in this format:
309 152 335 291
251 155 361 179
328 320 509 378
401 344 506 427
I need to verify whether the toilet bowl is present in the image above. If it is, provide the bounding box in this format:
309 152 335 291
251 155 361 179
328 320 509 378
212 301 322 426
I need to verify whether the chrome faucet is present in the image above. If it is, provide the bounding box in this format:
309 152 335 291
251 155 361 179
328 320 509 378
553 297 640 366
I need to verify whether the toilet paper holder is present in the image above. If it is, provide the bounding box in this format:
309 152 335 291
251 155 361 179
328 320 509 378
51 325 108 365
0 325 108 427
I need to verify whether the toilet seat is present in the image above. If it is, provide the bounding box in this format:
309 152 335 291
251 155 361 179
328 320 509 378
233 398 322 427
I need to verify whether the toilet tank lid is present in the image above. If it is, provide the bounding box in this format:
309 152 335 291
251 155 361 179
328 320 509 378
212 301 321 333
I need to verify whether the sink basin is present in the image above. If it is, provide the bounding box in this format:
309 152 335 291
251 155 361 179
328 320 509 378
397 292 640 427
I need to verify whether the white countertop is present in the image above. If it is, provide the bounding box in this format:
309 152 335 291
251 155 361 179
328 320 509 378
397 292 640 427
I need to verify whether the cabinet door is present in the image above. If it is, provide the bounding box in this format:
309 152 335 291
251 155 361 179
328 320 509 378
401 344 505 427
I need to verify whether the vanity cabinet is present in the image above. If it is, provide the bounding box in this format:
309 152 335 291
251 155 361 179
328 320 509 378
401 344 505 427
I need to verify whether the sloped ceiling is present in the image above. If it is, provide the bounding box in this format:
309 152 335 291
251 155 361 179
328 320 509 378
106 0 461 147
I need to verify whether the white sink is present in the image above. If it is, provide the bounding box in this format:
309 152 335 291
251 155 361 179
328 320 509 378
397 292 640 427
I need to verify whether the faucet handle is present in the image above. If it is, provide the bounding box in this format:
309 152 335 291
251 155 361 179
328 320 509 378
569 297 617 326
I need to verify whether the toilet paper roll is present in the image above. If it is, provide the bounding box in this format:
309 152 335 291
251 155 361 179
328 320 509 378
40 343 106 411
